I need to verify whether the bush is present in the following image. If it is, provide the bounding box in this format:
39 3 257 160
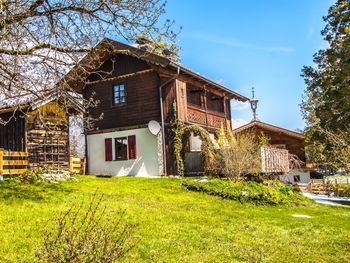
182 179 310 206
18 166 72 184
18 167 46 184
217 130 261 180
331 184 350 197
36 193 137 262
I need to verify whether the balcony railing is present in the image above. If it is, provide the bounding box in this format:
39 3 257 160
187 104 226 129
261 147 290 173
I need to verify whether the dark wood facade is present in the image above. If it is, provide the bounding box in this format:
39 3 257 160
85 54 161 130
0 101 70 169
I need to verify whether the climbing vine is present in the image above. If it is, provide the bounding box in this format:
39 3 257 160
171 102 217 177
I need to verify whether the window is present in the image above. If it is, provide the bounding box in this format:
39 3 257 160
190 134 202 152
293 175 301 183
115 137 128 160
113 84 126 105
105 135 137 162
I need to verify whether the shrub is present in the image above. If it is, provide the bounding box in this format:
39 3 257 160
18 166 72 184
217 130 262 180
36 193 137 262
182 179 310 206
331 184 350 197
18 167 46 184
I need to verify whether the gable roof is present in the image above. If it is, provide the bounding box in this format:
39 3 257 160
0 91 83 114
233 120 305 139
64 38 248 101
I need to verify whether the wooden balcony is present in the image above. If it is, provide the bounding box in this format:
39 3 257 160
261 147 290 173
187 104 226 129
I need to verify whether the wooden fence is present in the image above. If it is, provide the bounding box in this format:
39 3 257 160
261 147 290 173
308 178 350 194
0 149 85 179
70 157 85 175
0 148 28 178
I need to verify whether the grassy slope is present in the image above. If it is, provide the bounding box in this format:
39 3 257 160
0 176 349 262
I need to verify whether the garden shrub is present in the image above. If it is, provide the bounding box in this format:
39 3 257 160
18 167 46 184
331 184 350 197
18 166 72 184
182 179 310 206
36 192 137 262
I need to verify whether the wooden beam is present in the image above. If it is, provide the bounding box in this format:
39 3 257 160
3 151 28 157
2 169 27 175
86 69 155 85
0 149 3 176
223 96 228 129
3 160 28 166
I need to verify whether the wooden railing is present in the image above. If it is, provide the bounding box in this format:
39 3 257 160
308 178 350 194
0 148 28 179
70 157 85 175
261 147 290 173
187 105 226 129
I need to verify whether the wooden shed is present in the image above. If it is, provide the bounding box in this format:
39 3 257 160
0 92 81 170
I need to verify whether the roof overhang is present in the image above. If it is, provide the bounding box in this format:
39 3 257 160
233 120 305 140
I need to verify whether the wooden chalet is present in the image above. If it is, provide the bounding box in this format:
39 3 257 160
233 120 306 163
233 120 311 183
65 38 249 176
0 92 81 170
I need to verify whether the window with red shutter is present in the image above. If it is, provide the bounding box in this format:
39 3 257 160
128 135 136 160
104 138 112 161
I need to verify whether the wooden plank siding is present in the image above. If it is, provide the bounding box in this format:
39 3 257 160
175 80 187 122
85 54 161 131
0 111 26 152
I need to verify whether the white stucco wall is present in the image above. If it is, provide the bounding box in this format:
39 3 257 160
87 127 162 177
279 170 311 184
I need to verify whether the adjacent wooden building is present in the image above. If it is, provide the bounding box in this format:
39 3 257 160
233 120 311 183
0 93 79 170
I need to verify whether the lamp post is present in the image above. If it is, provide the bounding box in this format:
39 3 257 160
250 87 258 121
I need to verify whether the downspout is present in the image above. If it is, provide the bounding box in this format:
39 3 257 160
159 66 180 176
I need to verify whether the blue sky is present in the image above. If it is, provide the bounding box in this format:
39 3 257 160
164 0 335 131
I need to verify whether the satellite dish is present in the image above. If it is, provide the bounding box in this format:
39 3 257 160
148 120 161 135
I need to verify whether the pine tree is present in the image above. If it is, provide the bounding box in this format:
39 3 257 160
301 0 350 170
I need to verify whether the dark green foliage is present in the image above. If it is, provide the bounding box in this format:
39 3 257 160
36 193 137 262
301 0 350 169
182 179 310 206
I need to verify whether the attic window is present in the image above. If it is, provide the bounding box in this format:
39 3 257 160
113 84 126 105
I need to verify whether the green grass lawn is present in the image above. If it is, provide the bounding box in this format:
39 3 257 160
0 176 350 262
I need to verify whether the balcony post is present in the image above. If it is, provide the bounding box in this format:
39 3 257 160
223 96 228 129
204 86 208 127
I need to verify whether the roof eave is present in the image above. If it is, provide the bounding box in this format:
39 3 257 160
169 62 248 102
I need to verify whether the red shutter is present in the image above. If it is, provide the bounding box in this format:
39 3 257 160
128 135 136 160
105 138 113 161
